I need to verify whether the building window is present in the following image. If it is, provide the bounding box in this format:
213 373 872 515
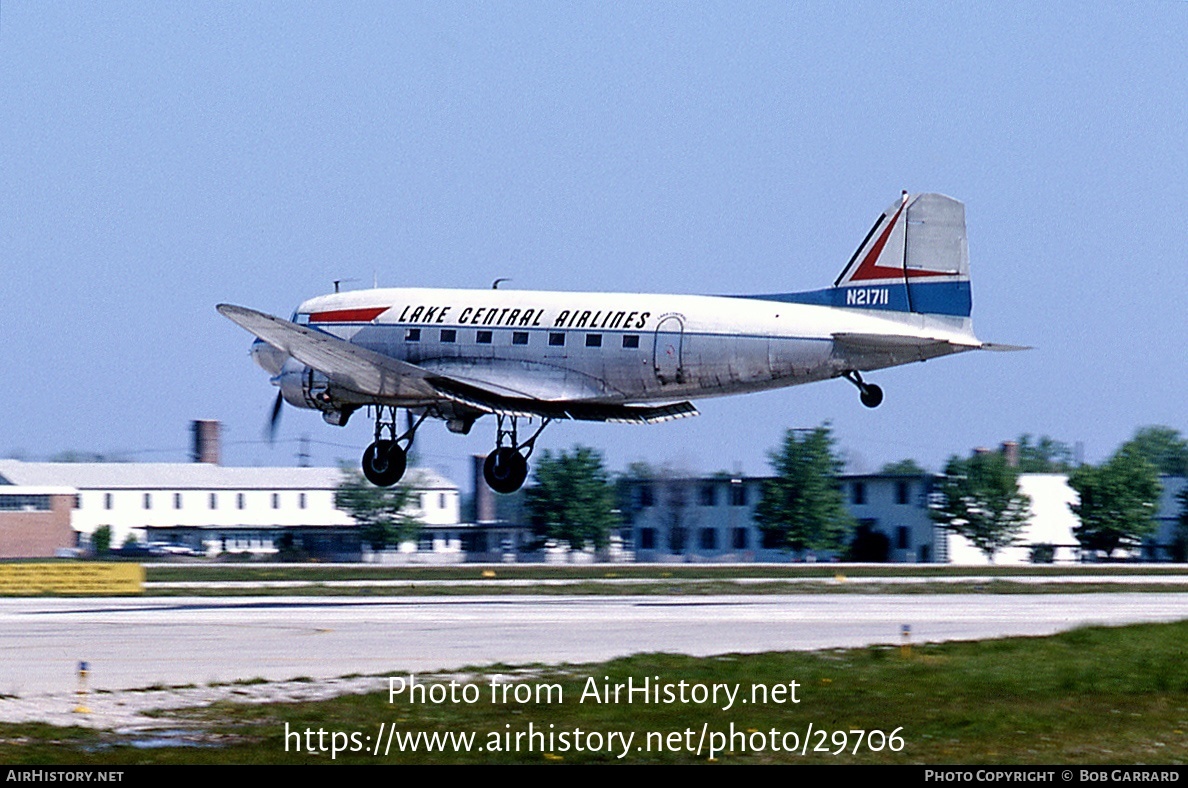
549 332 565 346
852 482 866 505
104 493 113 510
897 526 910 550
299 493 307 509
762 529 783 549
237 493 245 510
699 484 717 507
173 493 182 509
143 493 152 509
638 485 654 508
733 528 748 550
440 329 456 343
418 533 435 552
585 333 602 347
405 328 421 342
896 481 910 505
622 334 639 349
639 528 655 549
512 331 529 345
476 330 492 344
730 483 747 506
209 493 217 509
699 527 717 550
0 495 51 512
271 493 279 509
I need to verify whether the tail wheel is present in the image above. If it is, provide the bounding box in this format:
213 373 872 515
483 447 528 494
362 440 407 487
860 384 884 408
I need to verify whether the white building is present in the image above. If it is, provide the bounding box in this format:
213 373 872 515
0 460 460 558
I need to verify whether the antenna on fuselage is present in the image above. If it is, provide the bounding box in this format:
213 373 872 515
332 278 359 293
492 278 512 289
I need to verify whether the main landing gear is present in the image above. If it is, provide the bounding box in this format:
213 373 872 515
361 406 427 487
844 370 884 409
483 414 551 494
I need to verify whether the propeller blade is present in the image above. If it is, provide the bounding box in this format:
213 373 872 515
266 392 284 444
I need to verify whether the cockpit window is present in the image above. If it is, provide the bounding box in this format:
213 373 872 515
294 313 311 325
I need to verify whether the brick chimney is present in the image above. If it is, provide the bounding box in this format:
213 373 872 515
191 420 221 464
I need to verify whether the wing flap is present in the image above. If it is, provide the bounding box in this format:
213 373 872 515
428 377 698 424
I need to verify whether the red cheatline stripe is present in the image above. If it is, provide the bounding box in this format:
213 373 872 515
309 307 389 323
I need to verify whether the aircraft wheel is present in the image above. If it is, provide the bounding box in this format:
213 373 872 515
484 448 528 494
362 440 407 487
860 384 884 409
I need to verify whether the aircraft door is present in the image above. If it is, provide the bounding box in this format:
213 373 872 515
653 314 685 385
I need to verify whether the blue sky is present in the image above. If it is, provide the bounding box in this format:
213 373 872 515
2 2 1185 487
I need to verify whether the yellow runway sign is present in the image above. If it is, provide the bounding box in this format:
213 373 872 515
0 563 144 595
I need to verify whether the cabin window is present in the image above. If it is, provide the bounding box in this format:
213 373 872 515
173 493 182 509
476 331 492 344
622 334 639 348
104 493 113 510
143 493 151 509
549 332 565 346
271 493 279 509
237 493 246 510
585 334 602 347
512 331 529 345
209 493 217 509
405 328 421 342
299 493 307 509
440 329 456 343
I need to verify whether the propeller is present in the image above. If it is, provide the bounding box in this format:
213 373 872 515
265 391 284 444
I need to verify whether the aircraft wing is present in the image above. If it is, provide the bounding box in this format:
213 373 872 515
218 304 698 423
218 304 440 400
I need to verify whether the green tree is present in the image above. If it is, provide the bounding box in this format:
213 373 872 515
880 459 928 475
335 467 421 550
1015 434 1074 472
930 451 1032 562
754 425 854 553
91 525 112 556
1068 446 1162 558
524 446 619 550
1120 426 1188 476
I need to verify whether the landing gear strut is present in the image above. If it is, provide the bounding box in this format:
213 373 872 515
483 414 550 494
361 406 427 487
844 370 884 409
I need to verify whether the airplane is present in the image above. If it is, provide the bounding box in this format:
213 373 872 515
219 191 1023 494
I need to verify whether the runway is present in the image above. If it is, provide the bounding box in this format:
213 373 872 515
1 594 1186 694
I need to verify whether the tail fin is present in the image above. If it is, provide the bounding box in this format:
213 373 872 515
831 192 972 317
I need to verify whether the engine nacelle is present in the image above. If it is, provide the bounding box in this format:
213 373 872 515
275 358 333 411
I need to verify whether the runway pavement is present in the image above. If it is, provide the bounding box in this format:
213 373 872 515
2 593 1186 695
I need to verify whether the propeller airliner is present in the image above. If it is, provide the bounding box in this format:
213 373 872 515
220 192 1023 493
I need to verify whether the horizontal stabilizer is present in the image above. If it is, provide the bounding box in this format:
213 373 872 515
978 342 1032 352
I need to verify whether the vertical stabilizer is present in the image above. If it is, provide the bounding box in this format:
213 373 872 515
831 192 972 317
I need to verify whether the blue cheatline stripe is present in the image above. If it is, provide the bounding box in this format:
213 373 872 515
734 281 972 318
